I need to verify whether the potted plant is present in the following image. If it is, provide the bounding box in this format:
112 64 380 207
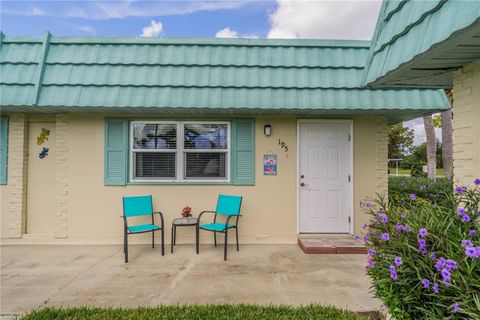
181 206 192 223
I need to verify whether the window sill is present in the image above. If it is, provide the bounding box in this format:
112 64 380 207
127 181 232 186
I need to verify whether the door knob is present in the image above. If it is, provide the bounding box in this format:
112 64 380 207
300 182 306 187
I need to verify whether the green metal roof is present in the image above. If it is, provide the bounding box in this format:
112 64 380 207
364 0 480 88
0 33 449 123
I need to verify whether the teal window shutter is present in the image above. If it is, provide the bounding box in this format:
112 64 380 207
104 118 128 185
232 119 255 185
0 117 8 185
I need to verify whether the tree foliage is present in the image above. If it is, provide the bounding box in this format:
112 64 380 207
401 141 443 177
388 124 414 159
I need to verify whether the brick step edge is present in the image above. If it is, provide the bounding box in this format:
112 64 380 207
298 238 367 254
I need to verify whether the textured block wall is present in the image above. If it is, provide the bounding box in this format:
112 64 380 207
55 114 69 238
375 117 388 195
452 60 480 186
5 114 28 238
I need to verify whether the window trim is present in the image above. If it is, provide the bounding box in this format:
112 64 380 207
129 120 231 183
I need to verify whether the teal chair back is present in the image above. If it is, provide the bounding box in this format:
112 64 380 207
216 194 242 216
123 195 153 217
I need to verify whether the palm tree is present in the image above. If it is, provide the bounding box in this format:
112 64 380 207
441 89 453 180
423 115 437 178
433 90 454 179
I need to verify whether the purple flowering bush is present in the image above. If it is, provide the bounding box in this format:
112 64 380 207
362 180 480 319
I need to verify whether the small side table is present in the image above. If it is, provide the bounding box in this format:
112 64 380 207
171 217 198 253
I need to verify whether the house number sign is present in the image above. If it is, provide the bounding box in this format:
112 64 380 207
278 139 288 152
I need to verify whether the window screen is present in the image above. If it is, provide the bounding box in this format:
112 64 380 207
185 153 227 178
133 123 176 150
131 122 229 182
134 153 176 178
184 124 228 179
132 123 177 180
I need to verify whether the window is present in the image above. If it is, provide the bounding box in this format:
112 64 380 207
130 121 230 182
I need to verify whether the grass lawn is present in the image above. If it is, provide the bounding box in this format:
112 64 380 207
20 305 367 320
389 168 444 176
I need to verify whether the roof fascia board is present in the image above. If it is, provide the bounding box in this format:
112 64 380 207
0 104 449 115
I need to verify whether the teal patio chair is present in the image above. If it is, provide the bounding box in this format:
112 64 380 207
196 194 243 261
122 195 164 263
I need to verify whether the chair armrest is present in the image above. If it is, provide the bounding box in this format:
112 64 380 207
197 210 216 225
153 212 164 227
121 215 128 230
225 214 241 228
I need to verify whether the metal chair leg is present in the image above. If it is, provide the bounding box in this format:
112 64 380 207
124 233 129 263
161 226 165 256
152 230 155 248
236 227 239 251
196 225 200 254
224 229 228 261
171 225 174 254
214 231 217 247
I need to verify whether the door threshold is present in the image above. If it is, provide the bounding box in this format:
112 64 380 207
298 233 352 239
298 235 366 254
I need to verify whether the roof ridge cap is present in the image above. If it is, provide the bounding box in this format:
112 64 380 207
2 35 371 48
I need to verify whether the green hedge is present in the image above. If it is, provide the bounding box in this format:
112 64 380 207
388 176 453 208
20 305 367 320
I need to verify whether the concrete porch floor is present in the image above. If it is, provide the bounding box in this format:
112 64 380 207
0 244 380 316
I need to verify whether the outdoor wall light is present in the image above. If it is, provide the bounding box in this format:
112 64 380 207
264 124 272 136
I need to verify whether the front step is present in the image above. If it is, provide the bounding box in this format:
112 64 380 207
298 236 367 254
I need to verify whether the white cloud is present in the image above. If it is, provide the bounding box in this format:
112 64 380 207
78 25 96 34
267 0 382 39
2 1 248 20
140 20 163 37
215 27 258 39
215 27 238 38
30 7 46 16
404 117 442 146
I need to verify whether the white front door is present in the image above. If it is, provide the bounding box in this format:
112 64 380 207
298 121 351 233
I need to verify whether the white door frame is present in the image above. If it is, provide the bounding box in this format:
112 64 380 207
296 119 354 234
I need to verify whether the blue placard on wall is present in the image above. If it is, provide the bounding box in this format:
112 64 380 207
264 154 277 176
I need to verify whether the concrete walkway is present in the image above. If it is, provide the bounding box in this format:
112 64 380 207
0 244 380 316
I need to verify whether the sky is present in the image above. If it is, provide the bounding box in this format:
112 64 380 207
0 0 438 145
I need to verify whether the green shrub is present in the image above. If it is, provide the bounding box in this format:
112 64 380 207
20 305 366 320
388 176 453 208
361 179 480 319
410 162 426 178
401 142 443 170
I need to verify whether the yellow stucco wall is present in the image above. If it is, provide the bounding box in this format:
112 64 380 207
1 114 387 243
25 121 57 236
453 60 480 186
